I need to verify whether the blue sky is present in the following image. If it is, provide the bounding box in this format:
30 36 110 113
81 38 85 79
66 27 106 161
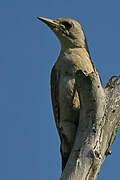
0 0 120 179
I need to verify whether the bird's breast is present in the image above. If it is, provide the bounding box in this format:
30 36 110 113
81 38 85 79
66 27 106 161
58 74 80 123
57 48 94 75
59 75 75 103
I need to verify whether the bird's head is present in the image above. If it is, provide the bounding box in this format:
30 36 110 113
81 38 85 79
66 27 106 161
37 17 87 49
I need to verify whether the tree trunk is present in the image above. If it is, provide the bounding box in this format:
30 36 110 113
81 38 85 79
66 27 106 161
60 69 120 180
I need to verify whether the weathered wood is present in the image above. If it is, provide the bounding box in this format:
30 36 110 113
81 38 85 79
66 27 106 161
60 70 120 180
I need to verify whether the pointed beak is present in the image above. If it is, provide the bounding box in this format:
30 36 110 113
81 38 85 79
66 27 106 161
37 16 59 29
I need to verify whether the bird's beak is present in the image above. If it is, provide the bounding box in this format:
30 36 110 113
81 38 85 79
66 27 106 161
37 16 59 29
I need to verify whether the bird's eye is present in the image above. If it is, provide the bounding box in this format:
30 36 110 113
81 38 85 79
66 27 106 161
61 21 73 30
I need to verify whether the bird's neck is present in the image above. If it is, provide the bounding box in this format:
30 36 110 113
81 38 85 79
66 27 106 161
60 46 91 59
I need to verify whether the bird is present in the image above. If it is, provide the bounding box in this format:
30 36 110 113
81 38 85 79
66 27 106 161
37 16 95 171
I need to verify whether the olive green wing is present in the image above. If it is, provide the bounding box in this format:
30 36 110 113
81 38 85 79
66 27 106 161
50 65 61 136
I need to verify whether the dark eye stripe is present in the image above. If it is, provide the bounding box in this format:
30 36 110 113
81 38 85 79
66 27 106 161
61 21 72 30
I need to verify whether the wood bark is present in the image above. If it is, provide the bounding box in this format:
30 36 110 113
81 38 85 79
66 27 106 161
60 69 120 180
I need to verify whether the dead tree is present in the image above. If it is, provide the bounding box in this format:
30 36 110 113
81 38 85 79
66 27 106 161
60 69 120 180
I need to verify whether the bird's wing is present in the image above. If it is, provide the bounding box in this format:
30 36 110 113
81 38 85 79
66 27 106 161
51 65 61 136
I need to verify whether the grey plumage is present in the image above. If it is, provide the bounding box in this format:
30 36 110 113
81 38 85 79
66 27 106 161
37 17 95 170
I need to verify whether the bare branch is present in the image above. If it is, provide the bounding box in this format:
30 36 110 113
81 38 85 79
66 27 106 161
60 70 120 180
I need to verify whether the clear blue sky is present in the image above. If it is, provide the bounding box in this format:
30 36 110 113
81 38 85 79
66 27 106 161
0 0 120 179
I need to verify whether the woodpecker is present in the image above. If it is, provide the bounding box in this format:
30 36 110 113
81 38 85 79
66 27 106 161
37 17 94 170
